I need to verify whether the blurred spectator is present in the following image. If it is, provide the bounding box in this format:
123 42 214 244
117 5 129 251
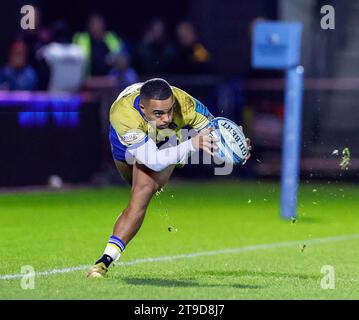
17 6 52 67
172 21 214 74
37 20 86 92
109 52 138 89
73 14 125 76
136 18 175 75
16 6 52 90
0 41 38 90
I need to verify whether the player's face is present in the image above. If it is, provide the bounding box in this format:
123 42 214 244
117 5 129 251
140 96 175 129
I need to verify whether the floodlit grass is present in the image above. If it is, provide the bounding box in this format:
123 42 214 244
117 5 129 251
0 181 358 299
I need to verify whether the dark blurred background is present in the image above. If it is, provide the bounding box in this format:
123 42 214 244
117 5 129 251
0 0 358 187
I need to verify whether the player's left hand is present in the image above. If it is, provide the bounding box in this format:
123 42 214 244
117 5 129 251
239 126 252 161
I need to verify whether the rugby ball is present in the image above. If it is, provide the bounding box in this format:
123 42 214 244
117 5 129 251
209 117 249 165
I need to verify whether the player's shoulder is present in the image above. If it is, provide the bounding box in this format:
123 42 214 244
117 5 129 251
111 83 142 114
114 83 143 104
110 83 146 134
171 85 211 130
171 85 197 110
171 85 192 100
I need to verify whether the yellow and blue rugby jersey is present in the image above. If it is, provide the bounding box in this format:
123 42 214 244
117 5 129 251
109 82 213 161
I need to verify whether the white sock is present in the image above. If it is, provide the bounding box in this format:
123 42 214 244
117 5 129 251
104 244 122 262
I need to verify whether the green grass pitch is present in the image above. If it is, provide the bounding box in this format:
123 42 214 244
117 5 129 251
0 181 358 299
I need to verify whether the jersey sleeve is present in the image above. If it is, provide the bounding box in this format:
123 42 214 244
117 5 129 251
189 97 213 131
110 101 147 147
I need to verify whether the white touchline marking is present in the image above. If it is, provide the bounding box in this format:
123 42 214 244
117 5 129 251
1 234 359 281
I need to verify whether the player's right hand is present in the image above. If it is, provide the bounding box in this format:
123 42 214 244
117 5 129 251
191 128 219 156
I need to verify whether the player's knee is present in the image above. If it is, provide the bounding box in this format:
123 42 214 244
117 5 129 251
153 181 165 193
137 180 162 195
154 175 170 191
130 184 157 210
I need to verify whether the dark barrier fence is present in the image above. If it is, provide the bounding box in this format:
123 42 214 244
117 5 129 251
0 92 102 186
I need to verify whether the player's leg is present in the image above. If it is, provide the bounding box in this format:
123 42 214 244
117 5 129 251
112 162 175 243
87 162 175 277
114 159 133 185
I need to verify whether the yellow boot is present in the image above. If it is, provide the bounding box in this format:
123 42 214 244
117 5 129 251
86 262 108 278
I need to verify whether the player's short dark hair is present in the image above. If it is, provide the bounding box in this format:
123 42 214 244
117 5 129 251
140 78 172 100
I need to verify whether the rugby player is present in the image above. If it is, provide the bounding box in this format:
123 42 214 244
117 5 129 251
87 78 251 278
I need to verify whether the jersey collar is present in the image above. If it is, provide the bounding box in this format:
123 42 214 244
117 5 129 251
133 95 146 120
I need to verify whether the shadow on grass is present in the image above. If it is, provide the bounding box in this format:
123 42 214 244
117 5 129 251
121 277 261 289
294 216 322 224
200 270 319 280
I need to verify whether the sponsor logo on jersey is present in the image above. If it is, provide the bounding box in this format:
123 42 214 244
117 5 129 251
121 131 145 145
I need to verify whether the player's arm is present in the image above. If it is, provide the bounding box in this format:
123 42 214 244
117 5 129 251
126 129 218 172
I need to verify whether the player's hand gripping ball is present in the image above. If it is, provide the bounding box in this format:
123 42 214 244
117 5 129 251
208 117 251 165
